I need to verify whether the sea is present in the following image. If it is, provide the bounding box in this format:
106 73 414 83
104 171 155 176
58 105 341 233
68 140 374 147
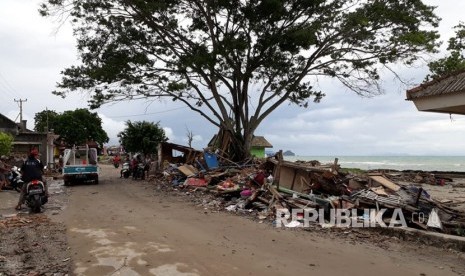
282 156 465 172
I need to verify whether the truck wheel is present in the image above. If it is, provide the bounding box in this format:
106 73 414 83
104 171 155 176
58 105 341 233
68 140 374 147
94 176 99 184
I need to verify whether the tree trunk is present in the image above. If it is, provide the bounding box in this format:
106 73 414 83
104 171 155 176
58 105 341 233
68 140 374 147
215 126 254 162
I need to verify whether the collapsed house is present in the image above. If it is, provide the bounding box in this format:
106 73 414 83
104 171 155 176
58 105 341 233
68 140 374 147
153 143 465 237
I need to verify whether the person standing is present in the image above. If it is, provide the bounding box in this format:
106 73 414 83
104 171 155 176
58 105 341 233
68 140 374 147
0 156 11 191
131 156 138 179
144 156 151 179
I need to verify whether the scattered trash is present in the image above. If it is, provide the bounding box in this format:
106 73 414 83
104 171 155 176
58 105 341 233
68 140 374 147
150 146 465 237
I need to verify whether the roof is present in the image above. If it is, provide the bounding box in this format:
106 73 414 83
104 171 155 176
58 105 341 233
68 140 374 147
0 113 19 132
251 136 273 148
406 69 465 100
208 134 273 148
160 142 198 153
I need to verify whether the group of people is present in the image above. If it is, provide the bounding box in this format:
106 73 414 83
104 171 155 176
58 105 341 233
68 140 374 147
114 154 152 179
0 149 48 210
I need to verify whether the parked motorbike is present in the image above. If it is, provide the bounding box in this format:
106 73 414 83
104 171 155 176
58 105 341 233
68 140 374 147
121 162 131 178
7 166 24 192
25 179 48 213
133 163 145 180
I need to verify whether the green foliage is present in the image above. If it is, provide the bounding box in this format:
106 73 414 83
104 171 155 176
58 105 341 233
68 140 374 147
427 22 465 80
34 109 109 146
41 0 440 159
117 121 168 156
340 167 366 175
34 109 59 132
0 132 14 156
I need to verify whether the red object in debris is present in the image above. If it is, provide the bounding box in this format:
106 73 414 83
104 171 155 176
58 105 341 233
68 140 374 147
185 178 207 187
240 189 252 198
253 171 265 186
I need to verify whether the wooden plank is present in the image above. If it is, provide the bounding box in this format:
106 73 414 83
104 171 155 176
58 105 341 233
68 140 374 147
178 165 197 176
368 174 401 192
370 186 389 196
268 185 284 200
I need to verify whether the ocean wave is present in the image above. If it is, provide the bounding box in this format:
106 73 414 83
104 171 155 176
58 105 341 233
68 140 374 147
283 156 465 172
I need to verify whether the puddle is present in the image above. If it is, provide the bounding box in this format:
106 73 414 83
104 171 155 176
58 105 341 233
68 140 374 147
147 242 174 253
71 227 177 275
48 178 65 194
71 228 114 239
149 263 200 276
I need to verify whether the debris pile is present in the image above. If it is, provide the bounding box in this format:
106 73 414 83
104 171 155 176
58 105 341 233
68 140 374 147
0 214 50 229
153 143 465 237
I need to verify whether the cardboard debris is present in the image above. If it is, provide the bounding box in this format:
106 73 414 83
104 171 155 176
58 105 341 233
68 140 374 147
178 165 198 177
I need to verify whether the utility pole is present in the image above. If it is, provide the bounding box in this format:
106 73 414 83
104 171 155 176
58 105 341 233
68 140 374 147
14 98 27 122
46 106 49 132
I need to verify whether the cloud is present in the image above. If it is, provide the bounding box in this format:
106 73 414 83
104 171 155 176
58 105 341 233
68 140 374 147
98 113 126 145
2 0 465 157
163 127 175 142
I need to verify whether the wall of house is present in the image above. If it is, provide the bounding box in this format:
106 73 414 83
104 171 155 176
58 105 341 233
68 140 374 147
12 133 48 159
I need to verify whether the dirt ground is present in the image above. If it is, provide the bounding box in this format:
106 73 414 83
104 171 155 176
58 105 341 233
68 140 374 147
0 176 70 276
1 164 465 276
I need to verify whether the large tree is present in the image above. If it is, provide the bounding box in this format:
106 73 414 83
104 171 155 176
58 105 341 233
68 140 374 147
427 22 465 80
40 0 440 160
118 121 167 156
34 109 59 132
43 109 110 146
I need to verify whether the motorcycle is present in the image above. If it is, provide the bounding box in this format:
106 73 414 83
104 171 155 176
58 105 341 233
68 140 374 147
113 156 121 168
121 162 131 178
25 179 48 213
7 166 24 192
133 163 145 180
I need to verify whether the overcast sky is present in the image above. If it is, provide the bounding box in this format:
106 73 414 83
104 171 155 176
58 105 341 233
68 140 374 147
1 0 465 156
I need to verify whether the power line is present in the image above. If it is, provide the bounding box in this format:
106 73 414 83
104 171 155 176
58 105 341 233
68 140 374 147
0 71 22 98
106 106 188 118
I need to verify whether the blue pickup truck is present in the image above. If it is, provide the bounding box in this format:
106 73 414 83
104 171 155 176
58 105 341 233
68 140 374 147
62 145 99 186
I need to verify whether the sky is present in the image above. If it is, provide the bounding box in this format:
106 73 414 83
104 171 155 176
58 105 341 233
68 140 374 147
1 0 465 156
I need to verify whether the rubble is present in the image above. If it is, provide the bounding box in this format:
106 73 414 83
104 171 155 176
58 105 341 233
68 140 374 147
151 145 465 238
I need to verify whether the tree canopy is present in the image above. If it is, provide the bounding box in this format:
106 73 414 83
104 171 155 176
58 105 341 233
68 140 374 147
34 109 109 147
34 109 59 132
40 0 440 159
427 22 465 80
118 121 168 156
0 132 14 156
